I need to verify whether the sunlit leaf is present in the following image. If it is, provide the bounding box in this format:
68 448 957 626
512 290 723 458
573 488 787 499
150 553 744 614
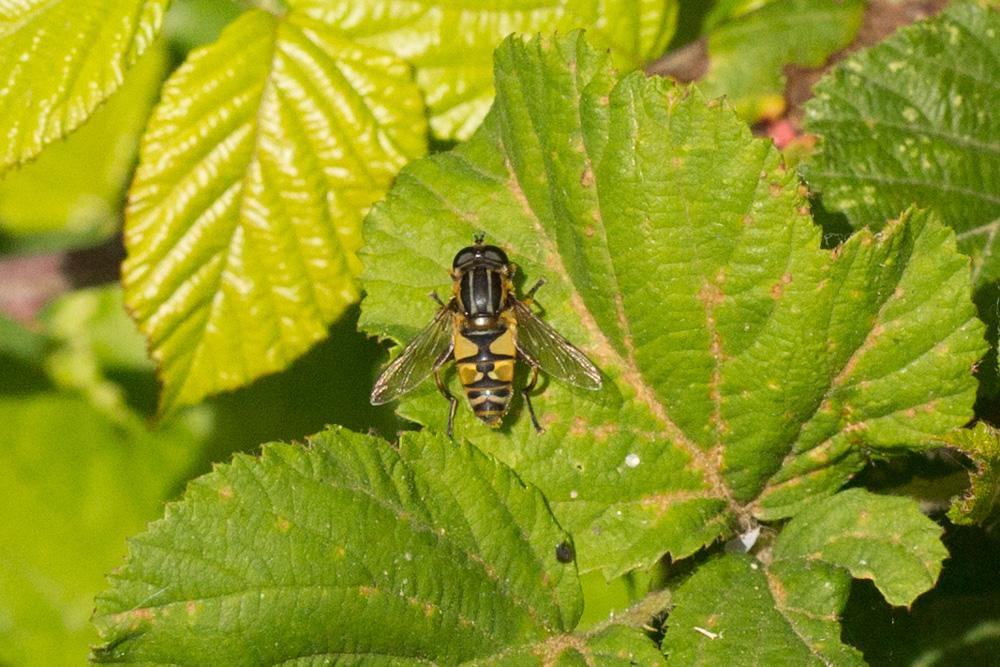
470 625 666 666
0 44 167 238
803 2 1000 285
122 9 427 414
0 0 168 173
93 427 583 663
360 32 985 578
291 0 679 140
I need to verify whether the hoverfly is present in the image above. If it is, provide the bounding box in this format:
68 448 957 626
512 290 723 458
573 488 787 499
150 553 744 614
370 234 602 437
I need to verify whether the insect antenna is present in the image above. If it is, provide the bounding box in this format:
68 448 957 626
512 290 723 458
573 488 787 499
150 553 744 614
473 231 486 245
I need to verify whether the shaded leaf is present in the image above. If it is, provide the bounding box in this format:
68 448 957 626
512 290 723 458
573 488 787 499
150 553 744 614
360 32 985 576
940 422 1000 525
773 488 947 607
803 2 1000 285
93 427 582 663
0 393 202 666
122 9 427 414
292 0 679 140
0 0 168 173
700 0 864 123
664 489 946 663
663 555 863 666
39 286 154 421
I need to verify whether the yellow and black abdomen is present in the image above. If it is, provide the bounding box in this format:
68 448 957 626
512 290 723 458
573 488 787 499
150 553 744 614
453 320 517 427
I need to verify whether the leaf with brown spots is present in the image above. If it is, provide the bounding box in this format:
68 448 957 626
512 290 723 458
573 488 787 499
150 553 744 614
361 32 984 578
468 625 666 666
664 489 945 663
940 422 1000 526
92 427 583 663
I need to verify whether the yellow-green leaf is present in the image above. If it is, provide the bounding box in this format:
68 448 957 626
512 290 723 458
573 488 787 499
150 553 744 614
0 43 167 238
291 0 679 140
122 9 426 414
0 0 168 173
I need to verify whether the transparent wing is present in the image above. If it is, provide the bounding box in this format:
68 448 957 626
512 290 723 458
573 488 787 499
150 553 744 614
512 299 602 390
370 306 454 405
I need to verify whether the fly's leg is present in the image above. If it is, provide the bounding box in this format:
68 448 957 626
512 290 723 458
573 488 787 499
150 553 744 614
524 279 545 303
522 364 544 434
435 368 459 439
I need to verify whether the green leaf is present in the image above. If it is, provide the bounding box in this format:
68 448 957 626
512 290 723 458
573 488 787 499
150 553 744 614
773 488 947 607
663 489 946 664
39 286 155 420
803 2 1000 286
292 0 679 140
360 32 986 576
122 9 427 415
92 427 583 663
940 423 1000 525
470 625 665 666
0 392 203 666
0 313 48 365
699 0 864 123
0 0 168 174
0 43 167 238
663 555 864 666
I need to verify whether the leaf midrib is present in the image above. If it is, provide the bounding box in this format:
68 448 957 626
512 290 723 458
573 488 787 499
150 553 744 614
490 80 741 518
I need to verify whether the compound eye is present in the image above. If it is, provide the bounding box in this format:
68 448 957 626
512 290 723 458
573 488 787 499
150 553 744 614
481 246 509 266
452 248 477 269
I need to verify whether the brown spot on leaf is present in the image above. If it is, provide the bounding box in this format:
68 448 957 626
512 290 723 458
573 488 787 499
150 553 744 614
132 608 154 621
594 422 619 441
770 273 793 299
698 282 725 309
584 225 595 237
276 517 291 532
218 486 234 501
580 166 594 187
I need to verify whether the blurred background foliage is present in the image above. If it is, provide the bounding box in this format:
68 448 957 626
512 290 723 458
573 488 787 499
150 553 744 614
1 0 998 664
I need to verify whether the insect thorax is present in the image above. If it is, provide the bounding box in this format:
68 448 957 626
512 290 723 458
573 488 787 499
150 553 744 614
455 264 508 319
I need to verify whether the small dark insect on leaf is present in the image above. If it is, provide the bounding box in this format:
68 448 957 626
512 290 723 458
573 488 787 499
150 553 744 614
555 541 575 563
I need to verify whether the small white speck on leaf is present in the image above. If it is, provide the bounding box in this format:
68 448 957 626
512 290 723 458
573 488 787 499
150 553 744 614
625 453 640 468
694 626 721 640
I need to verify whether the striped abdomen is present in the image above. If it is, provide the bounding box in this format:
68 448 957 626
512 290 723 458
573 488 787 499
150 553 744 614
453 322 517 426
